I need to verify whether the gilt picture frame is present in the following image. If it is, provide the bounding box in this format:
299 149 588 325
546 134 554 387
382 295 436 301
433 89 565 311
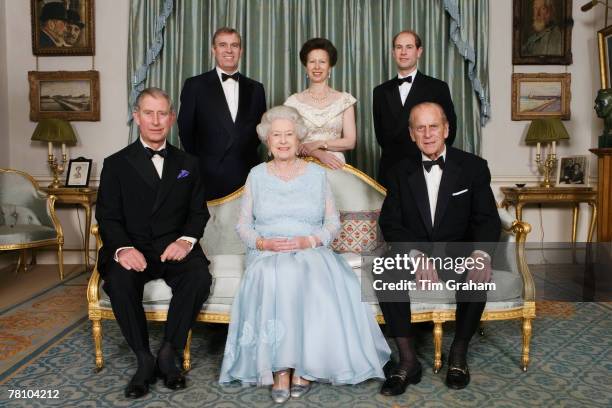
31 0 95 56
28 70 100 122
511 73 571 121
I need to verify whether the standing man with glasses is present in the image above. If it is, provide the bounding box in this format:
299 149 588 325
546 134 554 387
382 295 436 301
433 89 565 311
178 27 267 200
373 30 457 187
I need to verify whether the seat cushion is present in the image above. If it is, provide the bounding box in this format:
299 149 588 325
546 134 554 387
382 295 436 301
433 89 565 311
0 225 57 245
100 254 247 305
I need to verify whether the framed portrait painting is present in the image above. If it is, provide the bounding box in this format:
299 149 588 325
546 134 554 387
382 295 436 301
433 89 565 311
598 26 612 88
65 157 92 187
512 0 573 65
31 0 95 56
28 70 100 121
557 155 588 187
511 73 571 121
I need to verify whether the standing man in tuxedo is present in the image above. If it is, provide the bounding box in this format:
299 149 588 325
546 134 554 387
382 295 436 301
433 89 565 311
178 27 266 200
378 102 500 394
373 30 457 187
97 88 212 399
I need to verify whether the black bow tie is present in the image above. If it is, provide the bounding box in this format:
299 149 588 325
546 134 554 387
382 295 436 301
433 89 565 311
222 72 240 82
145 147 167 158
422 156 444 172
397 76 413 85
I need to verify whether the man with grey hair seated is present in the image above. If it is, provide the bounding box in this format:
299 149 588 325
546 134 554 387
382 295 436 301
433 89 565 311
96 87 211 399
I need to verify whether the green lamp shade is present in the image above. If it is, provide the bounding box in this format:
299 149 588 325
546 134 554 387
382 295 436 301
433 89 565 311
31 119 77 144
524 119 570 145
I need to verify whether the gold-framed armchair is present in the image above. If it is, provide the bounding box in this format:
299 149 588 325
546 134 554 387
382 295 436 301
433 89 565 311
0 168 64 279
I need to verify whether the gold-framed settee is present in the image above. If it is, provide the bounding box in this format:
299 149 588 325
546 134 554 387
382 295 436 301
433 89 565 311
87 162 535 373
0 168 64 279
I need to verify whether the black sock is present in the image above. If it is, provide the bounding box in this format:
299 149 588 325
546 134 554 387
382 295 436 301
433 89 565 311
157 341 180 375
395 336 418 371
133 350 155 382
449 338 469 367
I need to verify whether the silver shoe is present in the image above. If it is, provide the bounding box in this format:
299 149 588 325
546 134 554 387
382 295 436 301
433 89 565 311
290 383 311 398
290 376 311 398
271 388 290 404
271 370 290 403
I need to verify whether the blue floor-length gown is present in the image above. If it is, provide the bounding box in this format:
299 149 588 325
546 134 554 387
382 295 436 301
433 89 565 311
219 162 390 386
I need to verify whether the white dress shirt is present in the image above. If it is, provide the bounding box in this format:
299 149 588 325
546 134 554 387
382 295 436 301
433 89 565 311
398 68 417 106
422 147 446 226
216 67 239 122
113 139 196 262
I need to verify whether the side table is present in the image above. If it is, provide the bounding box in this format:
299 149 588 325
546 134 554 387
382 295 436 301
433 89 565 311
500 186 597 242
43 187 97 270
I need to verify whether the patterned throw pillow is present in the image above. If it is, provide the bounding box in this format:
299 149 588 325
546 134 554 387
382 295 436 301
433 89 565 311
331 210 382 253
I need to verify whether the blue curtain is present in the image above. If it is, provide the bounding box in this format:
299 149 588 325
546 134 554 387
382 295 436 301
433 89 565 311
128 0 490 178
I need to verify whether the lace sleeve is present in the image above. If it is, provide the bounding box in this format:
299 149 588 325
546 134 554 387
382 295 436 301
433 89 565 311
312 174 340 246
235 174 259 249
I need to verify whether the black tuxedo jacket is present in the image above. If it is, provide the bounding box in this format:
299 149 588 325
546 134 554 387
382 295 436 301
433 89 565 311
96 141 209 275
178 69 266 200
379 147 500 249
373 71 457 187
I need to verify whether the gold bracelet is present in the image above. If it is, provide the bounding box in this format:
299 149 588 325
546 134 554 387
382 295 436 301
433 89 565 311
256 237 264 250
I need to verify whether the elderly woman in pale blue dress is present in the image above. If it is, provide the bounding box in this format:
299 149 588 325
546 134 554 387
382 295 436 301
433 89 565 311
219 106 390 403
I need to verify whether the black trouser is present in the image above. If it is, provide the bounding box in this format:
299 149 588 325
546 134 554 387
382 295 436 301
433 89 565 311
380 300 486 340
378 262 487 340
102 257 211 353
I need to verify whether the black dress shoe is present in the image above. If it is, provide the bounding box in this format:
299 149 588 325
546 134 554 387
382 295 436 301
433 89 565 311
445 364 470 390
124 373 156 399
156 363 187 390
380 363 422 396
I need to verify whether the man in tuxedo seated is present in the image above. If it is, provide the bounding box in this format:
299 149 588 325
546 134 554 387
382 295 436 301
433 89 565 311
178 27 266 200
378 102 501 394
373 30 456 188
96 87 212 398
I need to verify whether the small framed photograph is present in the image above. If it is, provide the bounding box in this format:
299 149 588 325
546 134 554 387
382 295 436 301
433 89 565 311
557 155 588 186
512 0 573 65
28 70 100 121
511 73 571 121
66 157 92 187
598 26 612 88
31 0 95 56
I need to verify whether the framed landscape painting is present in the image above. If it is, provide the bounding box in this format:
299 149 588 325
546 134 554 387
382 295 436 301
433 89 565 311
511 73 571 121
28 70 100 121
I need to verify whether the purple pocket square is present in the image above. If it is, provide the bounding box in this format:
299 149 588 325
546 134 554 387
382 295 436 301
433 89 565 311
177 170 190 179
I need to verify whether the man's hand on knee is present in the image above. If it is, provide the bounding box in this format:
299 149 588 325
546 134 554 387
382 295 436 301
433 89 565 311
160 240 191 262
117 248 147 272
414 254 439 286
466 251 492 284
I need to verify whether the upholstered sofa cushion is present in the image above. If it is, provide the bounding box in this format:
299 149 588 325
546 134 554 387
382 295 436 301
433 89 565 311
0 225 57 245
0 204 43 227
331 210 382 253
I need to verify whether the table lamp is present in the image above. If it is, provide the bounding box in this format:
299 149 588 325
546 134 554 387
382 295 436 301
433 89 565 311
525 118 570 188
31 118 77 188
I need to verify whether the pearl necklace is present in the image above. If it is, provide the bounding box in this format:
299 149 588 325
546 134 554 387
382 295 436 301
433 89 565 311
307 87 330 103
270 159 303 181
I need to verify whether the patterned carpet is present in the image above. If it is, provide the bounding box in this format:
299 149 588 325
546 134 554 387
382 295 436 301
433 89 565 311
0 297 611 407
0 271 89 381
